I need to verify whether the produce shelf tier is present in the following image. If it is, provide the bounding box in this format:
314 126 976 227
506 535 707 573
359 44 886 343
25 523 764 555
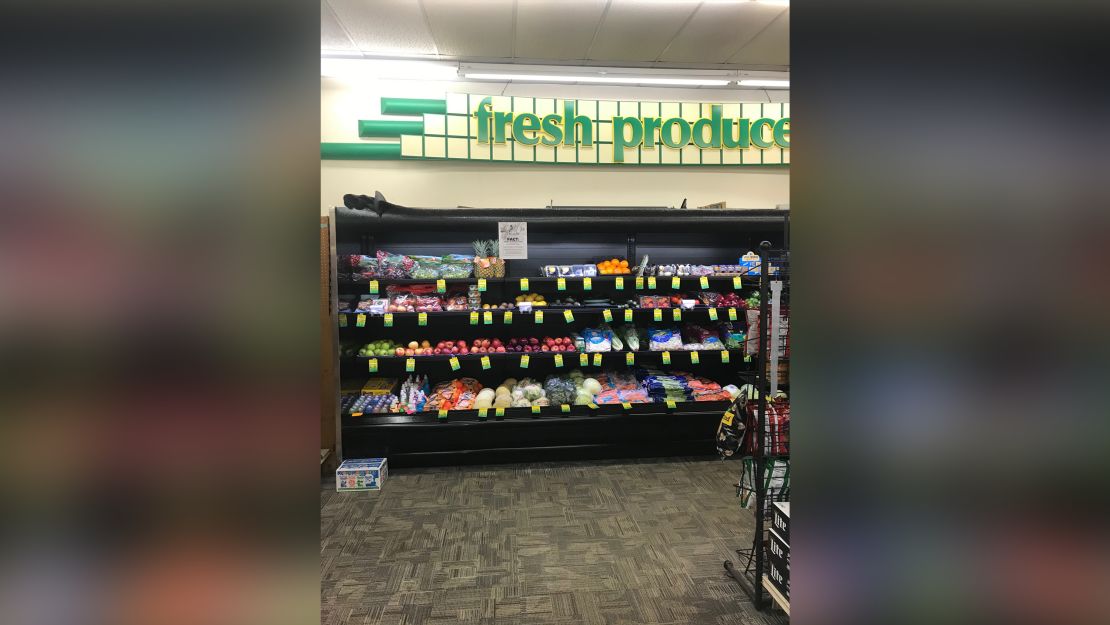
338 275 760 294
344 400 730 424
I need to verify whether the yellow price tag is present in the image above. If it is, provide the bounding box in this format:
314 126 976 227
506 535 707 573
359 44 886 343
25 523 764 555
438 409 448 419
579 353 589 367
672 308 682 321
436 279 446 293
626 352 635 365
690 351 699 364
383 313 393 327
587 402 598 410
405 358 415 372
728 307 738 321
624 308 633 322
535 310 544 324
666 399 677 409
615 277 624 290
369 280 379 294
481 356 491 370
449 356 460 371
478 408 489 419
744 354 752 363
733 276 742 289
338 314 347 327
557 277 566 291
722 411 735 426
483 311 493 325
635 277 644 290
671 276 681 289
721 350 730 363
621 402 632 411
648 276 657 289
531 404 541 415
368 358 378 373
520 278 529 291
583 277 592 290
561 404 570 413
592 352 602 366
708 308 719 321
495 407 505 418
520 354 530 368
418 312 427 326
654 308 663 321
603 309 613 322
554 354 564 368
477 278 487 292
563 309 574 323
356 313 367 327
470 311 479 325
503 311 512 324
699 276 709 289
662 351 671 364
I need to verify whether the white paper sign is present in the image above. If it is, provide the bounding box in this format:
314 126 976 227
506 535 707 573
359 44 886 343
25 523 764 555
498 222 528 259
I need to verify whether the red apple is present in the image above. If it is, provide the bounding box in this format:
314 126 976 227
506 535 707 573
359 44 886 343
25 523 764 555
434 348 442 354
395 347 406 357
459 347 469 355
529 337 539 345
450 346 459 354
491 338 502 347
457 340 467 349
444 341 454 349
541 345 550 352
496 346 505 353
524 345 533 353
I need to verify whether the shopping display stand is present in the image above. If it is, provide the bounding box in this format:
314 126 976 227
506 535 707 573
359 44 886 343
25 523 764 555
724 241 791 613
329 195 788 466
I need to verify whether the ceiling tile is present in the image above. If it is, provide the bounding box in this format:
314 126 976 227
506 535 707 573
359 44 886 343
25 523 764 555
728 10 790 67
322 2 358 52
586 0 700 63
422 0 516 58
658 4 784 65
327 0 438 56
515 0 609 62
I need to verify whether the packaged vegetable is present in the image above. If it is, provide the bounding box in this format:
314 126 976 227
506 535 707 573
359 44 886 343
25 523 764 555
376 250 414 278
583 327 612 352
648 327 683 351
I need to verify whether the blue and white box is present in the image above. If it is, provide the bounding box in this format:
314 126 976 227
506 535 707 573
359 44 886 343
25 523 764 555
336 458 388 492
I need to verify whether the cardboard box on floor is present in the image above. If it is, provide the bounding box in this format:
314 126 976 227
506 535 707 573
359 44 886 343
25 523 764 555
336 458 388 492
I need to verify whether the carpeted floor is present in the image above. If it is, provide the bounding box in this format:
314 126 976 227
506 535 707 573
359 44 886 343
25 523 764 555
321 456 787 625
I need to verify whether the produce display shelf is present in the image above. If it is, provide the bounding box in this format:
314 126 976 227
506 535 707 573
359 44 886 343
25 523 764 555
343 400 732 425
341 349 749 366
761 576 790 615
337 306 748 322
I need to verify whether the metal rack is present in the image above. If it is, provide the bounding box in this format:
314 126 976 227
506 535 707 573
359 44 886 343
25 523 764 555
724 241 791 612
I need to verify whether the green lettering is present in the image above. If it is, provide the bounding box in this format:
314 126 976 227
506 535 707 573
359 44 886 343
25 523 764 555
692 105 723 149
661 117 691 148
564 101 593 146
513 113 541 145
773 118 790 148
612 116 644 163
540 114 563 146
642 117 661 149
494 111 514 143
474 97 493 143
751 118 775 148
723 117 749 149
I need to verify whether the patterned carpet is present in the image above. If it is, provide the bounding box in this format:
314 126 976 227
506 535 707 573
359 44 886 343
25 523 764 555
321 457 787 625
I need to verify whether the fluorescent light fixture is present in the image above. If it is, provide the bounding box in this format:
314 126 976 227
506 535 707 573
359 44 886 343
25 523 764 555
461 72 731 87
751 0 790 6
738 79 790 88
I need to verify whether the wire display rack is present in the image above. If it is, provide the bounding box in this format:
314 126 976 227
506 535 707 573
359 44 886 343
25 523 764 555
723 241 791 612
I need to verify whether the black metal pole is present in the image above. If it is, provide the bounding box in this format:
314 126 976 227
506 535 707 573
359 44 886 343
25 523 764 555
753 240 772 610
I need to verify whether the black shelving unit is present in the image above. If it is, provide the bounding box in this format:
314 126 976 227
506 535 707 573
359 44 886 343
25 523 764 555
724 242 791 611
328 194 788 467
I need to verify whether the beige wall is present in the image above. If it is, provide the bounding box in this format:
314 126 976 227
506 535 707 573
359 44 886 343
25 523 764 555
321 77 789 212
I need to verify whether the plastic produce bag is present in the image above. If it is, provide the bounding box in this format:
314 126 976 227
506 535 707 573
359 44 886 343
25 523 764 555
648 327 683 351
583 327 612 352
543 375 577 405
376 250 415 278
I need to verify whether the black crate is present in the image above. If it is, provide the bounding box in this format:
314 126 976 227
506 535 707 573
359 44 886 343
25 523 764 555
771 501 789 543
766 533 790 601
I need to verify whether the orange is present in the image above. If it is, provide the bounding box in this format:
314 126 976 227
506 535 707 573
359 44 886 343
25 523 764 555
620 260 629 268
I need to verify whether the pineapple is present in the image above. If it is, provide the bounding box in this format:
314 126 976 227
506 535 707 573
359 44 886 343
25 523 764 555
473 239 491 268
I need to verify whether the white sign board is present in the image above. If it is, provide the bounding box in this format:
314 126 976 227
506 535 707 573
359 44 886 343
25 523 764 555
498 222 528 259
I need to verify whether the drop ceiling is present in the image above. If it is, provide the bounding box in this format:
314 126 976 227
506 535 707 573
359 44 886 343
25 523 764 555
323 0 789 70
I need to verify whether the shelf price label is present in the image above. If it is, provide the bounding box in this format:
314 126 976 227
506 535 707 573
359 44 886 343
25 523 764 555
722 410 735 426
495 407 505 418
653 309 663 322
583 277 592 290
519 278 529 291
592 353 602 367
621 402 632 411
535 310 544 324
449 356 461 371
557 278 566 291
338 314 347 327
436 279 446 293
602 309 613 323
720 350 730 363
671 276 681 290
635 277 644 290
356 313 367 327
438 409 448 420
477 278 487 292
417 312 428 326
708 308 719 321
615 277 624 290
666 399 677 410
520 354 530 368
672 309 682 321
478 408 489 420
383 313 394 327
699 276 710 289
647 276 657 290
728 307 738 321
626 352 635 365
481 355 491 370
503 311 513 324
662 351 671 365
561 404 570 414
690 351 700 364
733 276 742 290
563 309 574 323
368 358 378 373
405 358 415 372
624 309 633 322
483 311 493 325
531 404 541 415
579 353 589 367
470 311 479 325
554 354 564 368
587 402 598 410
744 354 752 363
369 280 379 294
